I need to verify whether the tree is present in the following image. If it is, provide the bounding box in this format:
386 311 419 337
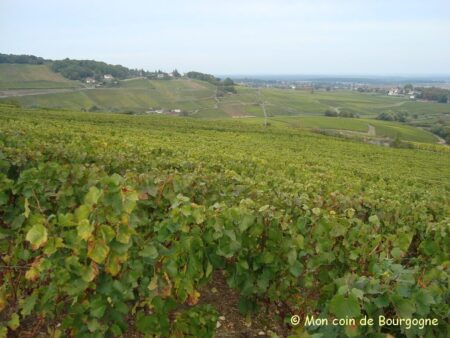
376 111 408 122
404 83 413 91
223 78 234 86
0 53 46 64
172 69 181 77
50 58 144 81
415 86 450 103
324 110 338 117
438 95 448 103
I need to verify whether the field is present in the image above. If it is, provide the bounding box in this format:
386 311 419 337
2 72 449 121
240 116 439 144
0 62 448 146
1 71 447 146
0 104 448 337
3 78 223 115
0 64 81 89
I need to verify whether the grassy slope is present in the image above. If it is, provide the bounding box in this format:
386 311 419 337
0 64 81 89
369 120 439 143
239 116 438 143
5 76 450 119
10 78 219 113
1 69 448 143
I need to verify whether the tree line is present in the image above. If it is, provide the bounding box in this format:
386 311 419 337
1 54 237 93
186 71 236 94
415 87 449 103
0 53 47 64
50 59 146 81
0 53 150 81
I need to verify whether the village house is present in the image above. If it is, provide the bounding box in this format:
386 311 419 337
103 74 114 80
388 88 399 96
85 77 96 84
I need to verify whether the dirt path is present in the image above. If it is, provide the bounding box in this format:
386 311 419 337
120 76 146 82
0 87 88 98
416 126 448 146
213 88 220 109
257 89 268 126
377 100 409 109
435 134 447 145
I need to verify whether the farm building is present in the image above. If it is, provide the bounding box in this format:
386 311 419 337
388 88 400 96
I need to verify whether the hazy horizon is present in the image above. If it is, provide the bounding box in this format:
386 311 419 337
1 0 450 75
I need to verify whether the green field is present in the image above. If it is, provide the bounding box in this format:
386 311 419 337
0 104 448 337
1 64 448 146
0 64 81 89
238 116 439 144
6 77 450 121
6 78 219 113
1 63 449 123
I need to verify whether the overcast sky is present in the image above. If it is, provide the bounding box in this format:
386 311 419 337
1 0 450 75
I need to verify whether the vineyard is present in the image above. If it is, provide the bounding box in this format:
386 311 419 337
0 104 449 337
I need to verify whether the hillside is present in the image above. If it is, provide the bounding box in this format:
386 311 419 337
0 64 81 89
0 104 448 337
240 116 439 144
3 76 449 117
0 62 449 145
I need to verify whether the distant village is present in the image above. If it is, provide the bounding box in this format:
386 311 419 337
84 70 182 87
84 74 117 87
387 87 418 99
236 78 450 103
82 72 449 105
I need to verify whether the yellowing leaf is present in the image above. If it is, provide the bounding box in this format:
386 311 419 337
26 223 48 250
186 290 201 306
25 266 40 281
160 272 172 298
100 224 115 242
312 207 321 215
44 237 64 256
105 253 124 276
77 219 94 241
0 286 8 313
85 186 102 206
116 223 131 244
122 191 139 214
23 198 30 218
81 263 97 282
25 257 43 281
75 205 90 222
148 276 158 291
346 208 355 218
7 313 20 330
88 240 110 264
